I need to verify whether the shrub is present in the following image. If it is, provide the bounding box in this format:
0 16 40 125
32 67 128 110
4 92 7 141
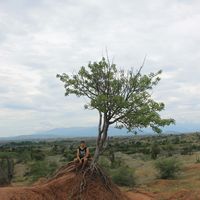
151 143 160 159
31 150 46 161
111 166 135 187
155 158 181 179
164 144 175 157
62 150 75 162
28 161 58 182
0 158 14 185
98 157 110 170
66 153 74 161
181 145 193 155
17 150 32 163
196 155 200 163
0 152 18 159
140 147 150 155
172 136 180 144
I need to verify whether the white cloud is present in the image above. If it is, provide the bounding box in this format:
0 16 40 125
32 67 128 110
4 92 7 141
0 0 200 136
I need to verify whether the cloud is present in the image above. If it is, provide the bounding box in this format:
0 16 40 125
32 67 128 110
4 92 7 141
0 0 200 136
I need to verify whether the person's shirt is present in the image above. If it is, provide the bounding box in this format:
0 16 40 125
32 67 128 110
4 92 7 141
78 146 89 158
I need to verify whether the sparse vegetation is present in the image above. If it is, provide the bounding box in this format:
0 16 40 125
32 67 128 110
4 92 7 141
1 132 200 189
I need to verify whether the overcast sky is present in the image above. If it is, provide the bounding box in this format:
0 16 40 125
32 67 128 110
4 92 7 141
0 0 200 136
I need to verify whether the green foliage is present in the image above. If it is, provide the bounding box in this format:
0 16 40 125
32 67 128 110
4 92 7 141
17 150 32 163
98 157 111 170
0 152 18 159
181 145 193 155
0 158 14 185
57 57 175 134
62 150 75 162
172 136 180 144
164 143 175 157
31 149 46 161
155 158 182 179
28 161 58 182
150 143 160 159
195 155 200 163
110 159 121 169
111 166 135 187
2 132 200 186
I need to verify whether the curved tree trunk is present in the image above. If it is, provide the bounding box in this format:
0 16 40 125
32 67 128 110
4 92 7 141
92 119 109 165
89 110 110 167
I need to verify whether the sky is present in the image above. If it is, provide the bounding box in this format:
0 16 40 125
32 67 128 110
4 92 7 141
0 0 200 137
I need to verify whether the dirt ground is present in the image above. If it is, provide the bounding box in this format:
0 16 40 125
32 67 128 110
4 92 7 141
1 182 200 200
126 190 155 200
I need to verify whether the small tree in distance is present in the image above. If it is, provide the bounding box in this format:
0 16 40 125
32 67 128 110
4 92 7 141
57 57 175 165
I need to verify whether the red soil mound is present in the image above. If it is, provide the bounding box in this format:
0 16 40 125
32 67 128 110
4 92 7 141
0 162 129 200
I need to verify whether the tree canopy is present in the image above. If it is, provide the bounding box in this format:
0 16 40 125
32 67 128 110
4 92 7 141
57 57 175 135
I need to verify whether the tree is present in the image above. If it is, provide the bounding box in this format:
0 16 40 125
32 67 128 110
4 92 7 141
57 57 175 164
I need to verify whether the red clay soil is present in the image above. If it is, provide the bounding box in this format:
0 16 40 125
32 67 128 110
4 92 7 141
126 189 200 200
126 191 155 200
166 189 200 200
0 162 129 200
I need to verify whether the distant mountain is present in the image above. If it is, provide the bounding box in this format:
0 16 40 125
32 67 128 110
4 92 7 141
162 123 200 133
0 127 129 141
0 123 199 141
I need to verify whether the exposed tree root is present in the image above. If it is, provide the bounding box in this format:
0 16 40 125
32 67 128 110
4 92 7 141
49 160 124 200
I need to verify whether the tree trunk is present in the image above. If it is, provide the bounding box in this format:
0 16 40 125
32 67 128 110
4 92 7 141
92 145 101 164
92 123 109 165
90 110 110 167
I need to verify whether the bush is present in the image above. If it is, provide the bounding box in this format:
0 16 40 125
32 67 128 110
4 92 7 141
31 150 46 161
17 150 32 163
163 144 175 157
62 150 75 162
98 157 110 170
151 143 160 159
111 166 135 187
181 145 193 155
196 155 200 163
155 158 181 179
0 158 14 185
0 152 18 159
28 161 58 182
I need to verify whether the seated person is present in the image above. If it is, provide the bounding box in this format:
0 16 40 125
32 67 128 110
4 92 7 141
74 141 90 169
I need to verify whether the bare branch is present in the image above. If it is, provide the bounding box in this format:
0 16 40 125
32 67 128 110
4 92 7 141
105 47 111 67
137 54 147 75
